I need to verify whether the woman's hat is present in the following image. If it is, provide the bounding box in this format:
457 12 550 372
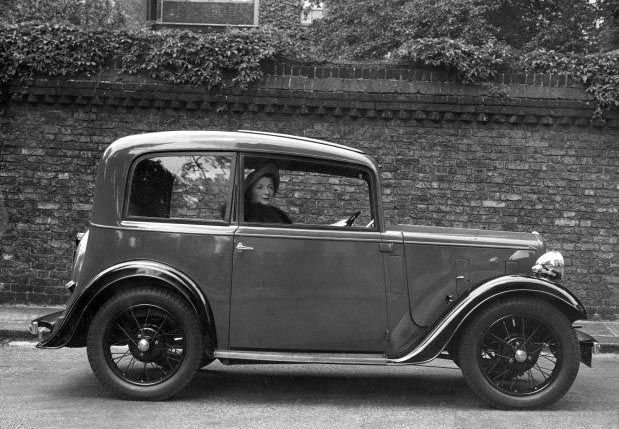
244 162 280 194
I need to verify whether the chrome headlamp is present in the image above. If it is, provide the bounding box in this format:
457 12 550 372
532 251 564 281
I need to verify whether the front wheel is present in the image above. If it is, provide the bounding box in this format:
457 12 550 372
459 297 580 409
86 287 204 400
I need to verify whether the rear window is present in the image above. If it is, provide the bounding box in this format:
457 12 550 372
127 153 233 222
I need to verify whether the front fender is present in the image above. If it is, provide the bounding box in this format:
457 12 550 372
387 275 586 363
37 261 215 349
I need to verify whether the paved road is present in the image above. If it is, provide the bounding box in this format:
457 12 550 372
1 341 618 429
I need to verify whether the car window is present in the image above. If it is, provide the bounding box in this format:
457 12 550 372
241 156 375 229
127 153 233 222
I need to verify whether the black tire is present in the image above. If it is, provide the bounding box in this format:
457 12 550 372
86 287 204 400
445 340 460 367
459 297 580 409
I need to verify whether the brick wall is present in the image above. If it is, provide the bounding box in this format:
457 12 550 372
0 64 617 318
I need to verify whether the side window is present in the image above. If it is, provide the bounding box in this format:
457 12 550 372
127 153 233 222
242 156 375 229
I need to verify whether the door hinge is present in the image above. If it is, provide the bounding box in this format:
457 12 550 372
385 330 391 342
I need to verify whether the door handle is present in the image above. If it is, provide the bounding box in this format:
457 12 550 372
236 242 254 253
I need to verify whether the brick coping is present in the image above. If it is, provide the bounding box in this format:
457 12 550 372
2 69 618 127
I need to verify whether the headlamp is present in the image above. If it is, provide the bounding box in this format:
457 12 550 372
532 251 564 281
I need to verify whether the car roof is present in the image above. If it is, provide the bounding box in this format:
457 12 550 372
104 131 373 167
93 131 380 226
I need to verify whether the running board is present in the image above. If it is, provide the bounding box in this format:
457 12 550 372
214 350 388 365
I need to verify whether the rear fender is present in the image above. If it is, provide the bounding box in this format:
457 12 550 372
387 275 586 363
37 261 215 351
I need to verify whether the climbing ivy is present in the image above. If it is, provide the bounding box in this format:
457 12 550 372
520 49 619 117
0 22 617 117
395 38 513 84
259 0 302 31
0 23 281 89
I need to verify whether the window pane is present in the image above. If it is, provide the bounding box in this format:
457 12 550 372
128 154 232 222
243 158 373 229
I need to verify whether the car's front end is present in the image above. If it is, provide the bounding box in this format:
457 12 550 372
381 224 599 408
390 225 597 361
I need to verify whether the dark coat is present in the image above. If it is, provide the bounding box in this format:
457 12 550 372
245 202 292 224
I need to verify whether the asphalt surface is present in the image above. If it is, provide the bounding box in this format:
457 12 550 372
1 341 618 428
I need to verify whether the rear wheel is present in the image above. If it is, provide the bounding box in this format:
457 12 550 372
86 287 204 400
459 297 580 409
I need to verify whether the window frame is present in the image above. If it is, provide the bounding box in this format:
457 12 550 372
237 153 380 231
154 0 260 27
123 151 238 226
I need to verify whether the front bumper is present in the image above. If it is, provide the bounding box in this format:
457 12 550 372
576 329 600 367
29 310 64 345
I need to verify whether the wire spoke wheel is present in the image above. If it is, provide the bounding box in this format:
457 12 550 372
459 297 580 409
104 304 186 385
87 287 205 400
478 315 560 395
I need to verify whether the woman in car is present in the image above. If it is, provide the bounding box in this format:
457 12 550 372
244 162 292 224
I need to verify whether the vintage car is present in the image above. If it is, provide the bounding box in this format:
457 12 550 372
31 131 598 408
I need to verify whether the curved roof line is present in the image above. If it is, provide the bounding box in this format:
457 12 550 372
237 130 365 154
105 131 372 168
94 131 379 226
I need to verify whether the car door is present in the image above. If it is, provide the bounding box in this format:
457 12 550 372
228 155 387 352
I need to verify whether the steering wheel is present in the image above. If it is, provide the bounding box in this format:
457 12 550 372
345 211 361 227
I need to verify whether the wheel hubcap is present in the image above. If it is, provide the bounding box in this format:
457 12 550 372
514 349 528 363
137 339 150 352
